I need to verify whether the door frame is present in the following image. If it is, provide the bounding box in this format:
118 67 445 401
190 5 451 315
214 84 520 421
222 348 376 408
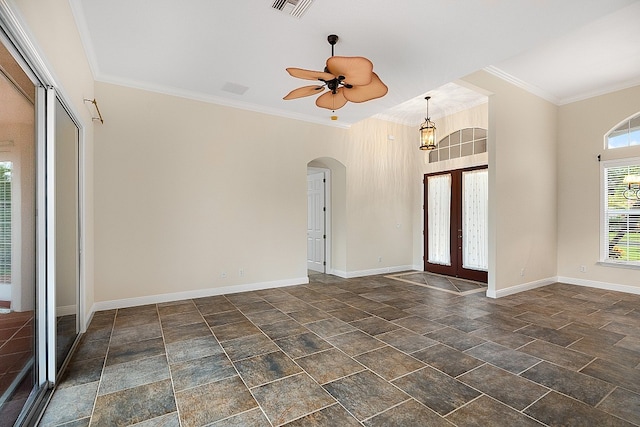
307 167 331 274
424 165 488 282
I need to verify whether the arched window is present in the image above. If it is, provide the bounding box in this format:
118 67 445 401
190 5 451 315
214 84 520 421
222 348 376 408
429 128 487 163
606 113 640 149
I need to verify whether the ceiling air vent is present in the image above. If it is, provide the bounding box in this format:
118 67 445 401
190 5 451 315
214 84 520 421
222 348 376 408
271 0 314 18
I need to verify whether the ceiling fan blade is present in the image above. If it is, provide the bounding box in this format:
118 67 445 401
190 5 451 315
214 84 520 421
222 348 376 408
286 67 335 82
283 85 325 100
326 56 373 86
315 88 348 110
342 72 388 103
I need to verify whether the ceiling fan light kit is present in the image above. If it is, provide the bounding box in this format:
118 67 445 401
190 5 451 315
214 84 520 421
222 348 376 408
283 34 388 119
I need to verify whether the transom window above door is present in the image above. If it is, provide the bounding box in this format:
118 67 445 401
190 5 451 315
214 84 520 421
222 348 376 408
429 128 487 163
607 113 640 149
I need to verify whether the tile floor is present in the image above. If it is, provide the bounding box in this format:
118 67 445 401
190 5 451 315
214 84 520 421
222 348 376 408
39 273 640 426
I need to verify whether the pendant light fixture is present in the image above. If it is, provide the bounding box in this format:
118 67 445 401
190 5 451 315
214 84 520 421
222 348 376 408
419 96 437 150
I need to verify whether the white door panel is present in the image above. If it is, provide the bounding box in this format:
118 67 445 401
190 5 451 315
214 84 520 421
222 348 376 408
307 172 325 272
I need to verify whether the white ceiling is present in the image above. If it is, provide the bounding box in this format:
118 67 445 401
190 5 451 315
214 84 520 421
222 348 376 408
69 0 640 127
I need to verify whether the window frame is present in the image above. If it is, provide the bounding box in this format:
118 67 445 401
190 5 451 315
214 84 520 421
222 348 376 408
600 156 640 269
605 112 640 150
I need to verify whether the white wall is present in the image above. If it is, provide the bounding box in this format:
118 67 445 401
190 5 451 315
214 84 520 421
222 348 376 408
462 71 558 295
93 82 417 303
557 84 640 291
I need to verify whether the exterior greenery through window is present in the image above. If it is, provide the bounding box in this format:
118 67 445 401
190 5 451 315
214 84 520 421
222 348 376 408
0 162 11 284
604 163 640 263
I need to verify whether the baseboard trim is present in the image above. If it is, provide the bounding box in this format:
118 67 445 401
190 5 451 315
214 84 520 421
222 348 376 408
89 276 310 314
332 265 415 279
556 276 640 295
486 277 557 299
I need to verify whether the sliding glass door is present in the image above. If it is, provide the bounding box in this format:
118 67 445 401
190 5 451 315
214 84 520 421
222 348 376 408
0 20 82 425
424 166 488 282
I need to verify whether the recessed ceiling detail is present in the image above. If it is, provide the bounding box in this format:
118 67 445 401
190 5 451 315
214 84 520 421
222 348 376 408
271 0 314 18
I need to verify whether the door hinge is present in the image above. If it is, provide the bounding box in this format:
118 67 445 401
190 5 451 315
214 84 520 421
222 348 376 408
323 261 326 266
323 207 326 211
323 235 326 239
323 178 326 183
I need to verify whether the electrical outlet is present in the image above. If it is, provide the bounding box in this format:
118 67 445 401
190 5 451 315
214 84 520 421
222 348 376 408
378 256 382 263
221 272 227 278
239 268 244 277
579 265 587 273
520 268 525 277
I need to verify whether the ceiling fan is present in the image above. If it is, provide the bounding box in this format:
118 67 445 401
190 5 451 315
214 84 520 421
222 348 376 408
283 34 388 113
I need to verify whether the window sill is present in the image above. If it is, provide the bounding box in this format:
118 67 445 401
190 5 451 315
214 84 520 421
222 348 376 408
597 261 640 271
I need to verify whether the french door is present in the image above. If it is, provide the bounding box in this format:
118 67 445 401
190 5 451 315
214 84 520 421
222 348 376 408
424 166 488 282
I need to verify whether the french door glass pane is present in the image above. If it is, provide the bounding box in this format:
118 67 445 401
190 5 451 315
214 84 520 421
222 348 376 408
427 174 451 265
462 169 488 270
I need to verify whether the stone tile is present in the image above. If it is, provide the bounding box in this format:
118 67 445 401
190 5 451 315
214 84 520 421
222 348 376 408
165 335 224 364
194 300 237 316
114 311 159 329
158 311 204 329
176 376 257 427
392 366 480 416
435 314 487 333
524 391 634 427
57 356 104 389
210 408 270 426
269 299 314 314
597 387 640 426
475 313 532 331
243 309 292 326
458 363 547 411
131 412 181 427
518 324 582 347
446 395 544 427
311 299 350 312
71 338 109 362
162 321 212 344
283 403 361 427
92 379 176 427
170 353 236 391
615 335 640 352
212 320 262 342
580 358 640 394
203 310 248 327
234 350 302 388
377 328 438 353
38 382 98 427
392 315 444 334
522 361 615 406
519 339 595 371
106 337 166 366
99 354 170 396
296 348 365 384
570 337 640 368
364 398 453 427
287 307 331 324
110 322 163 346
465 342 541 374
157 301 197 317
56 418 91 427
469 325 535 349
258 319 309 340
306 317 356 338
355 346 425 380
426 327 486 351
562 322 627 346
274 332 332 358
326 330 386 356
412 344 484 377
253 373 335 425
116 305 157 318
233 300 276 314
350 316 400 336
324 370 408 421
368 306 411 321
515 311 571 329
220 333 280 361
328 306 371 322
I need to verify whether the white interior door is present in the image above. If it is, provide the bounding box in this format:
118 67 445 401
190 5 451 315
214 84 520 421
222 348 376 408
307 172 325 272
